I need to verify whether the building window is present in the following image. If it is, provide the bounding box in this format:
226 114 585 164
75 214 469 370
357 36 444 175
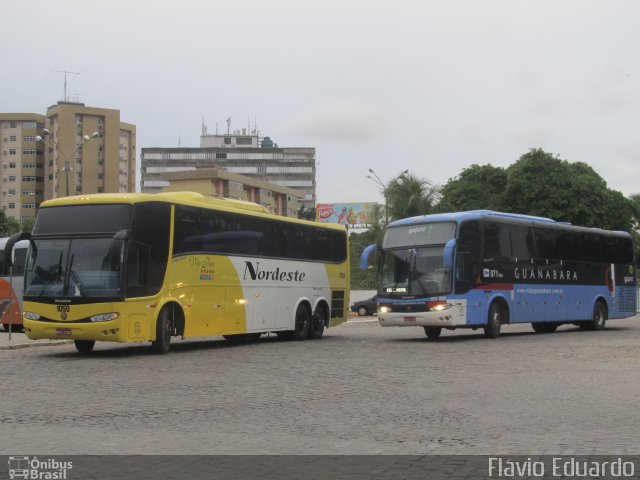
22 122 36 129
8 176 16 182
9 162 16 168
224 137 231 145
8 189 15 196
9 135 17 141
9 149 16 155
23 136 36 142
23 149 36 155
9 122 17 128
216 153 227 159
8 203 15 209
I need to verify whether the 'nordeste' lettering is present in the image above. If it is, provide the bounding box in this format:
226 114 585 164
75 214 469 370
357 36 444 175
243 261 306 282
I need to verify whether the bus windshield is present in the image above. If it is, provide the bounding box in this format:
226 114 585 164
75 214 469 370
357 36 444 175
25 238 123 298
380 246 452 296
380 222 454 297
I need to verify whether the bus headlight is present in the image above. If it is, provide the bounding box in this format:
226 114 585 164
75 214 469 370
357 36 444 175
90 312 120 322
379 305 391 314
426 301 452 312
23 311 41 320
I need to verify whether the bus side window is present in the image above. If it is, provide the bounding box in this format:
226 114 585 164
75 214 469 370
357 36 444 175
510 224 535 261
483 221 511 262
456 220 481 293
126 203 171 298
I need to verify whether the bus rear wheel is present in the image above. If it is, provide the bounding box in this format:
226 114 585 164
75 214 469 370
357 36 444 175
423 327 442 339
278 304 310 341
484 303 503 339
580 301 607 331
532 322 558 333
151 307 173 354
74 340 95 353
308 305 327 340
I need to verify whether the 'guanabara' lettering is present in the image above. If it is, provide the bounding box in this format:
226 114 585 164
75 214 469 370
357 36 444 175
243 261 306 282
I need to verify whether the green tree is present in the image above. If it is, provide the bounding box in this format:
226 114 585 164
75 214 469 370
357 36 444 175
0 211 19 237
386 172 440 222
437 164 507 212
20 218 34 233
297 206 315 221
503 148 634 231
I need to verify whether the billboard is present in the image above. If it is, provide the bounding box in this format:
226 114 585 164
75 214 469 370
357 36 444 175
315 203 378 227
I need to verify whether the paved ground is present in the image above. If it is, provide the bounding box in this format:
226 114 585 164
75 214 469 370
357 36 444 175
1 315 639 455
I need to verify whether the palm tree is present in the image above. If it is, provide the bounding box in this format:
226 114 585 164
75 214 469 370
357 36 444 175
385 173 440 222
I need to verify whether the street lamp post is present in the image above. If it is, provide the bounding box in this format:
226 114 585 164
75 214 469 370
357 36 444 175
36 129 99 197
366 168 408 226
366 168 388 226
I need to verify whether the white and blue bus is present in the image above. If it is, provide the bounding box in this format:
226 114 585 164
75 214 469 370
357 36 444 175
360 210 636 338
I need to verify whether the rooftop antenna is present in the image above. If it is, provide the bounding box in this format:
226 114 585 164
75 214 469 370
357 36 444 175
226 116 231 135
52 69 80 102
201 116 207 136
178 124 181 147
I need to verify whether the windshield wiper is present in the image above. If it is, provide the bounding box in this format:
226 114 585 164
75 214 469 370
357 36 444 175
39 251 64 296
65 254 86 297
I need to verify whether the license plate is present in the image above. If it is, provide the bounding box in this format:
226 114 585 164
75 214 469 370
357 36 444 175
56 328 72 336
404 316 417 322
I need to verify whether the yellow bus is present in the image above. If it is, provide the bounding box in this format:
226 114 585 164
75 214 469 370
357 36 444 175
4 192 350 354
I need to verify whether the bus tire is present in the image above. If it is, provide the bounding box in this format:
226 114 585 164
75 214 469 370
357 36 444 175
74 340 95 353
308 305 327 340
532 322 558 333
581 301 607 331
484 302 503 339
292 304 310 340
424 326 442 339
151 307 173 354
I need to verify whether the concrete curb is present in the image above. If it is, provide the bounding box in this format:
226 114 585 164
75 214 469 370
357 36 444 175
0 339 72 350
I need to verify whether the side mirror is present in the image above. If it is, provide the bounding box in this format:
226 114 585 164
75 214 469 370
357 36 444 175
4 232 31 268
360 244 379 271
443 238 456 268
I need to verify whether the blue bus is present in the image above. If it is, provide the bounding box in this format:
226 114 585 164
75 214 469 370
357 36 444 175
360 210 636 338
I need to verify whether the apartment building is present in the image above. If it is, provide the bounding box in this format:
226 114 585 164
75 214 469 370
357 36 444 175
161 168 302 217
0 113 46 225
44 102 136 199
141 131 316 210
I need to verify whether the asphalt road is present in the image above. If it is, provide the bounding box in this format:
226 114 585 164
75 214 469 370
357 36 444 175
1 316 639 455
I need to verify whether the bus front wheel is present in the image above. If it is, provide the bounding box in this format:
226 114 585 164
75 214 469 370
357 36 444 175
423 327 442 339
151 307 173 354
484 303 503 339
74 340 95 353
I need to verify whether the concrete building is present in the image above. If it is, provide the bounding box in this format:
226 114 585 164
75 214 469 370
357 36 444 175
161 168 302 217
44 102 136 199
0 113 47 225
141 131 316 210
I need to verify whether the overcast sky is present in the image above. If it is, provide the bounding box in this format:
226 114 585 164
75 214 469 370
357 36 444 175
2 0 639 204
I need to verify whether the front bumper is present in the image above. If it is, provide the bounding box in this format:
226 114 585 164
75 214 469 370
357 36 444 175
24 318 127 342
378 300 467 327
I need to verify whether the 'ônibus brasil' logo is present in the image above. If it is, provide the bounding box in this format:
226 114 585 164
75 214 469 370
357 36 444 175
243 261 306 282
